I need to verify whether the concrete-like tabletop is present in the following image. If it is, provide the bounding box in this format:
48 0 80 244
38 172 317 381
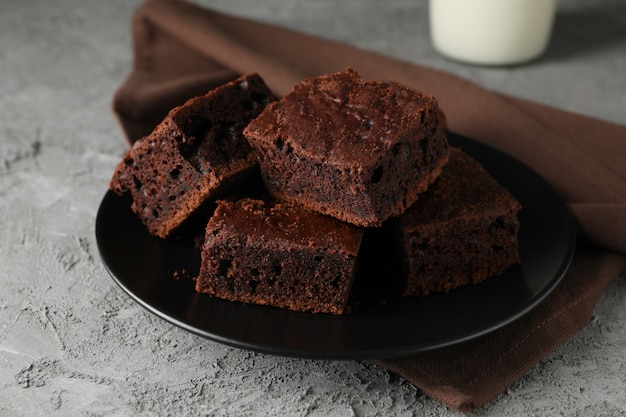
1 0 625 415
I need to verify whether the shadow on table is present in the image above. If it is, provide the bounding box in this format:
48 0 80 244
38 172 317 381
543 3 626 61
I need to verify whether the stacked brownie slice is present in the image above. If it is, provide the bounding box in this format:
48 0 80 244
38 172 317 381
110 69 522 315
242 68 450 227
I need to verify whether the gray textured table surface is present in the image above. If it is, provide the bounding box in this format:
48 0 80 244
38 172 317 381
1 0 625 416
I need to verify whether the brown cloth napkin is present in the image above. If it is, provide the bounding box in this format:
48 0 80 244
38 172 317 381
112 0 626 411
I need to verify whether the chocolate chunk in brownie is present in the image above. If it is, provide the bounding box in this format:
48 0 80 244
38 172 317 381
243 68 449 227
393 149 522 296
195 198 364 315
109 74 276 238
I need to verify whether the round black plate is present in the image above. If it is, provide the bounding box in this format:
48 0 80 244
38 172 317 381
95 133 575 360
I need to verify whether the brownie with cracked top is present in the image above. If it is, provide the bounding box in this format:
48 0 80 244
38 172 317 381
195 198 364 315
392 149 522 296
243 68 449 227
109 73 275 238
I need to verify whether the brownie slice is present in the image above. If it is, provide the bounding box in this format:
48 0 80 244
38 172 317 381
109 74 275 238
393 149 522 296
195 198 364 315
243 68 449 227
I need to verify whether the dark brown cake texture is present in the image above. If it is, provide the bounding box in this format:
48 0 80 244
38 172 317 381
392 149 522 296
110 74 275 238
195 198 364 315
243 68 450 227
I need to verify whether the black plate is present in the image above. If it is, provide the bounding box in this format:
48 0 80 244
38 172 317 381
95 133 575 360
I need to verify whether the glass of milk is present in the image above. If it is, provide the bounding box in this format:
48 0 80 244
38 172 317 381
429 0 557 65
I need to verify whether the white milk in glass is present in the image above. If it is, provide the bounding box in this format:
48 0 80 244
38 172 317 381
429 0 557 65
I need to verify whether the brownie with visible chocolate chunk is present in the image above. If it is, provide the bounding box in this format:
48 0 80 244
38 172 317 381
110 74 275 238
243 68 449 227
393 149 522 296
195 198 364 315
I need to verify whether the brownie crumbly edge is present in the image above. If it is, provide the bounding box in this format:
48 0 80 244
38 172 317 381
110 73 276 238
